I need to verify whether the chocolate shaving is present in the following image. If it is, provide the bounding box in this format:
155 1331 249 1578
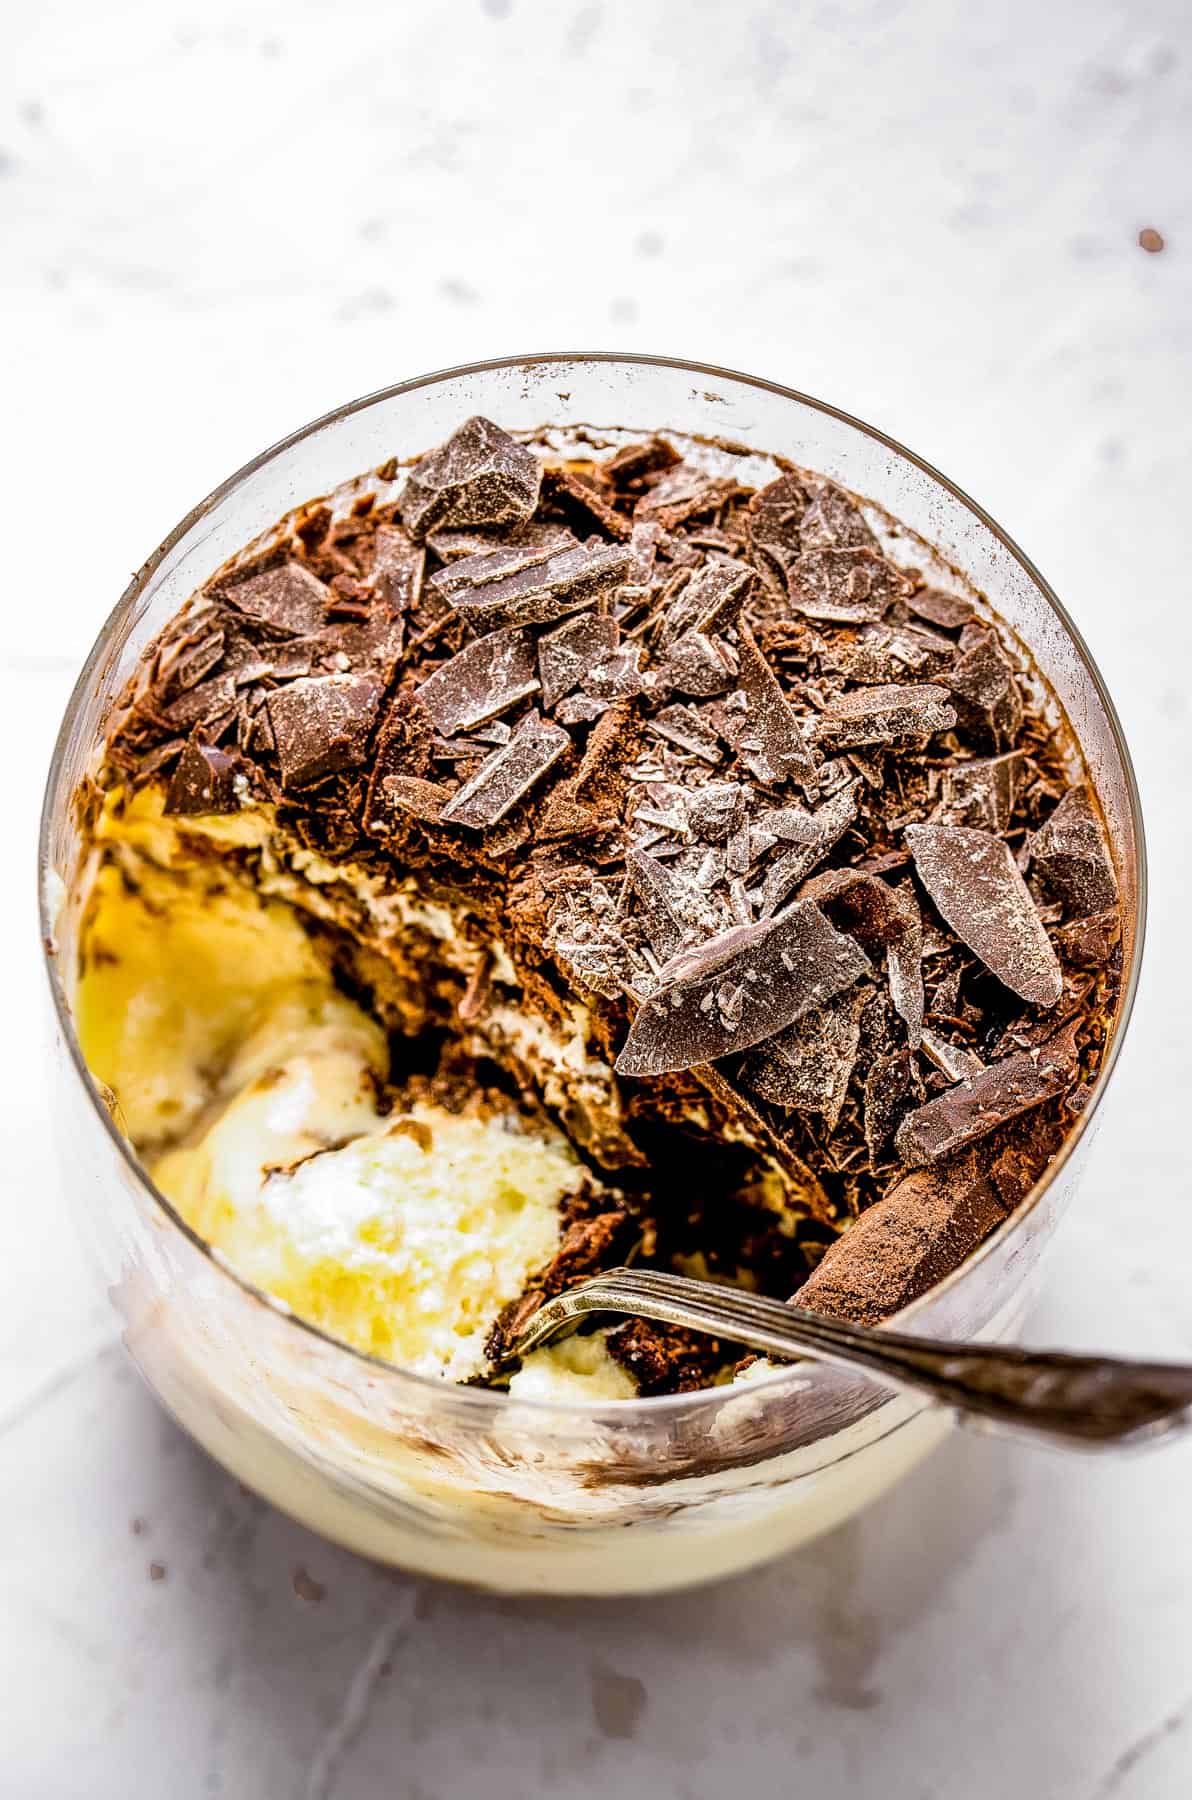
439 710 570 829
906 823 1063 1007
656 631 737 697
425 520 575 563
895 1023 1078 1167
267 672 383 790
648 704 724 765
415 627 538 735
217 561 330 637
162 672 237 733
399 416 541 541
920 1030 985 1084
1029 787 1118 917
759 783 859 916
432 539 632 630
826 622 955 686
625 850 686 960
816 682 956 748
615 900 871 1077
164 741 239 815
863 1050 919 1168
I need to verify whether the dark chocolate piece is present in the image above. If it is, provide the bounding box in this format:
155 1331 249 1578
686 781 745 845
582 645 645 701
656 630 738 697
432 539 632 630
796 478 877 552
920 1030 985 1084
648 704 724 764
905 586 977 632
1029 787 1118 917
658 561 752 648
938 751 1024 833
906 823 1063 1007
415 627 538 735
162 673 237 733
827 622 955 686
800 867 924 1043
625 850 686 960
817 682 956 748
439 710 570 829
731 623 818 787
399 416 541 541
945 625 1023 749
894 1025 1078 1167
634 465 738 529
747 473 810 594
267 673 382 789
537 613 619 710
863 1050 918 1167
604 437 682 487
164 741 239 815
542 465 631 540
787 548 911 624
218 561 329 637
758 783 860 916
368 525 425 615
741 987 868 1130
1054 908 1120 969
615 900 871 1077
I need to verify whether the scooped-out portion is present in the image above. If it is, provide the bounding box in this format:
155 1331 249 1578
73 417 1123 1396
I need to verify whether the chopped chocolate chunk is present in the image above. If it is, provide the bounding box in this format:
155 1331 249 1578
218 561 329 637
800 867 924 1043
604 436 682 488
538 612 619 710
399 416 541 541
747 473 811 594
554 693 612 725
164 625 226 695
648 703 724 764
657 630 738 697
863 1050 918 1167
793 1145 1008 1325
920 1029 985 1084
542 465 631 540
759 783 860 916
797 477 876 553
895 1025 1078 1167
439 710 570 829
827 621 955 686
162 672 237 733
1029 787 1118 917
686 781 745 845
906 823 1063 1007
887 882 925 1048
787 547 911 624
415 626 538 735
582 645 645 701
938 751 1024 833
905 586 976 632
625 849 686 960
731 622 818 787
741 987 868 1130
945 625 1023 749
616 900 871 1077
658 560 752 648
368 525 425 616
164 741 239 815
432 539 632 630
267 672 382 789
1054 907 1120 969
634 465 738 529
817 682 956 748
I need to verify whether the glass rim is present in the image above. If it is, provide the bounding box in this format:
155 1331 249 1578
37 349 1148 1422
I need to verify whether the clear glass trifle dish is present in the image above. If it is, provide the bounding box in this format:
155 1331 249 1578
39 354 1144 1596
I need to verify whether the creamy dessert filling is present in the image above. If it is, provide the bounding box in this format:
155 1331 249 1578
72 416 1123 1396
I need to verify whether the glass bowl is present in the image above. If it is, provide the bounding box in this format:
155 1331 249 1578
38 354 1145 1596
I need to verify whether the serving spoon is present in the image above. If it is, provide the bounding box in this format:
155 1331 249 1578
508 1266 1192 1450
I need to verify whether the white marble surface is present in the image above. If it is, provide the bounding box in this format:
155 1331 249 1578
3 1 1191 1794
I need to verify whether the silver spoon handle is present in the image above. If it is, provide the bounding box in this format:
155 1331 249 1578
511 1268 1192 1450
